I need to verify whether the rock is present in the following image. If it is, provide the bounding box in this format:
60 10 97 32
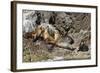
78 42 89 52
53 56 64 61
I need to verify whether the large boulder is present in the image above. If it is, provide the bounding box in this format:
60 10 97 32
78 41 89 52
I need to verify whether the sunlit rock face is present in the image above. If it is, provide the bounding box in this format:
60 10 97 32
23 10 37 33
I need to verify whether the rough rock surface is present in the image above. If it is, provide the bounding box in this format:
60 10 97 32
22 10 91 62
